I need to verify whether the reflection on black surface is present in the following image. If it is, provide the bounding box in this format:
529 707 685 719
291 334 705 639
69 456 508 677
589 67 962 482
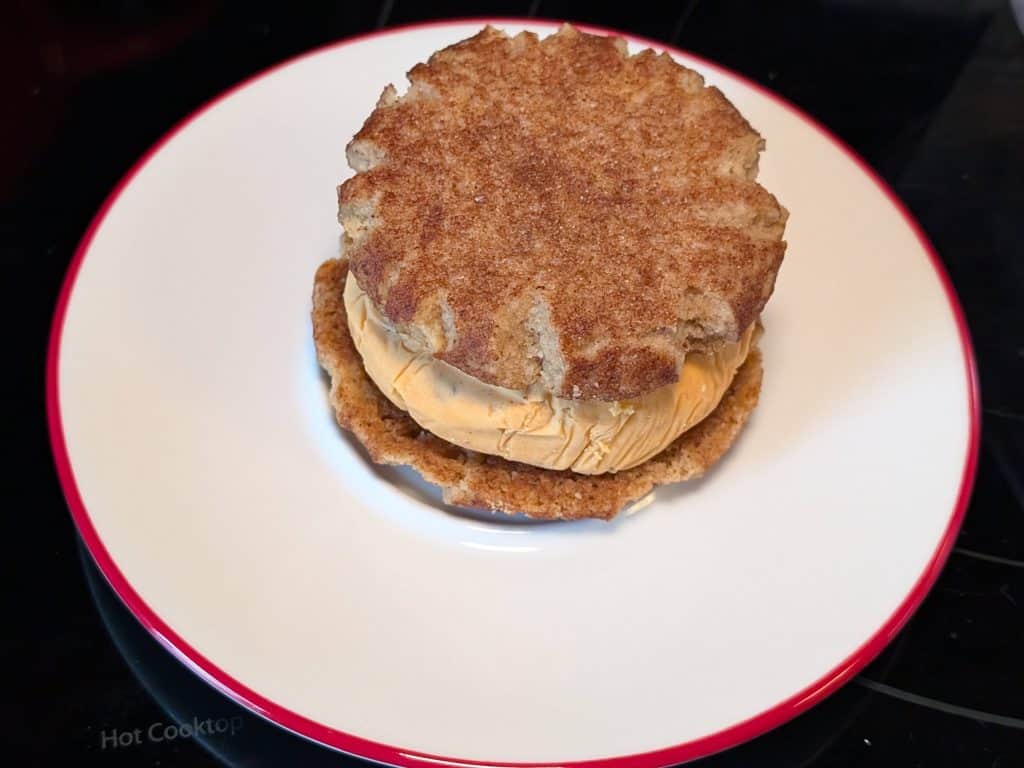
80 540 364 767
80 536 878 767
81 524 1024 767
93 527 1004 768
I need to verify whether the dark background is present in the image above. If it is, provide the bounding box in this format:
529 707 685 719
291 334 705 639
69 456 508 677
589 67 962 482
3 1 1023 765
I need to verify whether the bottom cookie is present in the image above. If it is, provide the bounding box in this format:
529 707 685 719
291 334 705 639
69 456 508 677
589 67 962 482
312 258 764 520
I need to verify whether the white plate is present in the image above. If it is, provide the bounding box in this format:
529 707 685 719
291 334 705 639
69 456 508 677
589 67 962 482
48 19 979 767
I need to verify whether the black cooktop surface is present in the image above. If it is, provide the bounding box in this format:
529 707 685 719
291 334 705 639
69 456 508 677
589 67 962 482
5 1 1023 765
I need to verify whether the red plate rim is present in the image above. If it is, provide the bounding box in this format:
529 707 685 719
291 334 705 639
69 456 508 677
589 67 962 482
46 17 981 768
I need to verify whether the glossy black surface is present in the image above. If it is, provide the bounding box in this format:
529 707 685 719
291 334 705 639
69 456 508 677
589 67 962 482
4 1 1023 765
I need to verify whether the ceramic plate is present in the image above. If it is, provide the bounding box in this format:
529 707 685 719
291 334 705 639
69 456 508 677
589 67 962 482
48 19 979 767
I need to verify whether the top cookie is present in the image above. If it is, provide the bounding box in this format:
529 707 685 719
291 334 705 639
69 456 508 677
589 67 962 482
339 25 786 400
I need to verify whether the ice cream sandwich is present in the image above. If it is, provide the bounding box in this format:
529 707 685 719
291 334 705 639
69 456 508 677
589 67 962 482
313 25 787 520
